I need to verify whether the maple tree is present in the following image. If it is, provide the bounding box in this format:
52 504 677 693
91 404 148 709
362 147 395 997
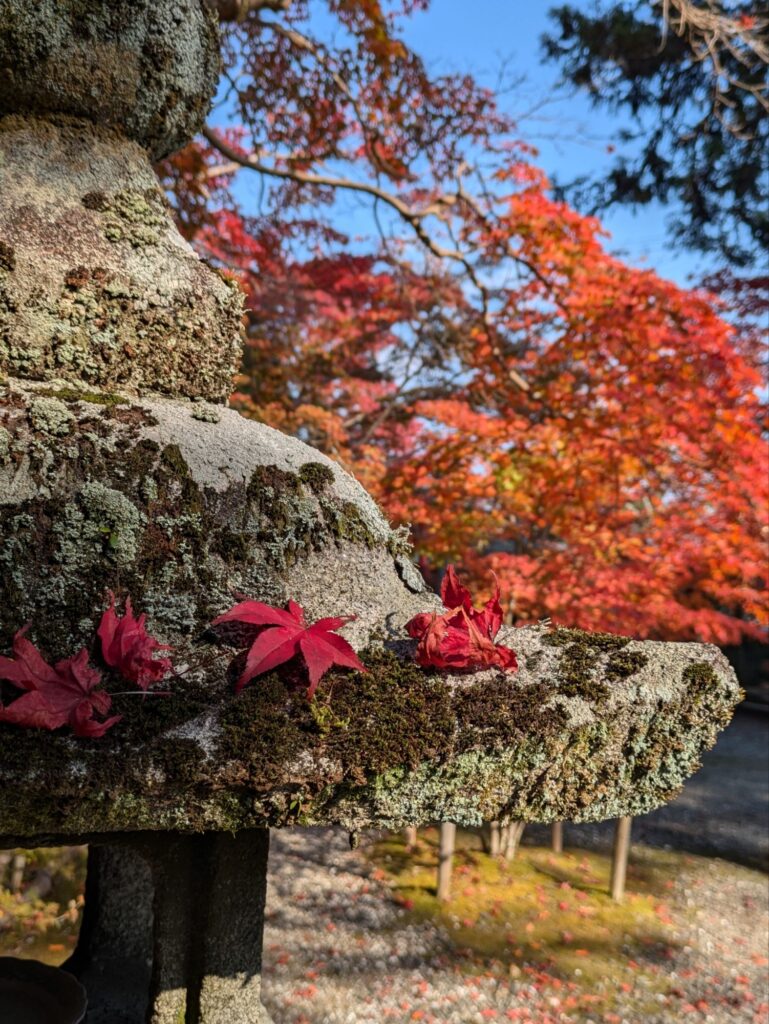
161 0 768 648
212 598 365 697
407 565 517 673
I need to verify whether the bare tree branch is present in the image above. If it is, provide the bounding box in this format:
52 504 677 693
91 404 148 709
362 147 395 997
201 129 535 392
657 0 769 125
214 0 290 22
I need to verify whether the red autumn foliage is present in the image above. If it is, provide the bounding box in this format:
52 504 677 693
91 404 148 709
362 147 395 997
406 566 518 673
97 593 173 690
0 628 120 738
160 1 767 647
212 598 365 698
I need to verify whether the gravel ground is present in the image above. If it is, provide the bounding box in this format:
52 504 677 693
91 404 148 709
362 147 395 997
262 828 769 1024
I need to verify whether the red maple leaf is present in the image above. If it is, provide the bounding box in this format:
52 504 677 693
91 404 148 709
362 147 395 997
0 628 121 737
97 593 173 690
406 565 517 673
211 598 365 697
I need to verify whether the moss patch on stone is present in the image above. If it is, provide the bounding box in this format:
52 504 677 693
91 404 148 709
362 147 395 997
682 661 720 695
544 628 633 702
37 387 125 407
453 678 568 753
606 649 649 681
0 637 739 836
321 649 455 776
298 461 335 493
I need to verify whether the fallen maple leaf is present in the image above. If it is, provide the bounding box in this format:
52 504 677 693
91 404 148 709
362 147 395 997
211 598 365 698
406 565 517 673
97 592 173 690
0 628 121 737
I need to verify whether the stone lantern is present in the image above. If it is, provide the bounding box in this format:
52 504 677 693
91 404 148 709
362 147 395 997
0 3 740 1022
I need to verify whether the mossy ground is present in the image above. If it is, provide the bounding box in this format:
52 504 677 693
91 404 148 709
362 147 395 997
369 828 696 1018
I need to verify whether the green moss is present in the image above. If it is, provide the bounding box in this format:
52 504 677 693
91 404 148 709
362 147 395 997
606 650 649 681
309 699 349 735
369 829 696 1012
218 674 314 781
37 387 125 407
453 678 567 753
544 627 630 653
160 443 192 478
682 661 720 695
81 192 109 212
151 738 208 786
544 628 631 703
107 674 214 743
322 648 455 775
321 499 381 548
247 463 300 513
298 461 335 492
525 650 544 673
0 634 738 836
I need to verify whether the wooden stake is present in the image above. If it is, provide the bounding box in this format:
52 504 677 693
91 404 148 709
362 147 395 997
489 821 501 857
551 821 563 854
504 821 526 862
437 822 456 901
610 816 632 901
10 853 25 893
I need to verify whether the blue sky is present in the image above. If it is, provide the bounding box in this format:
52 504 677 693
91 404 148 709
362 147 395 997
218 1 715 288
399 0 707 288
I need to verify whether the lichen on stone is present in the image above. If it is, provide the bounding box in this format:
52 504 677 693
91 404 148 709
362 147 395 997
29 396 75 436
77 482 144 564
0 119 244 402
190 403 222 423
96 189 167 248
0 0 221 161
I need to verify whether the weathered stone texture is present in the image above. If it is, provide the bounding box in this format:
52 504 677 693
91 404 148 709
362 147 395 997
0 0 220 160
0 379 427 656
0 380 742 840
0 118 243 401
